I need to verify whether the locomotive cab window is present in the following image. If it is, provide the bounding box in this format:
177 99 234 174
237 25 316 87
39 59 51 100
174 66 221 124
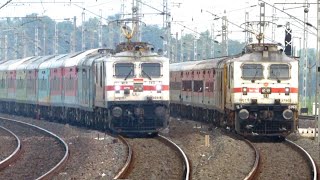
141 63 161 78
269 64 290 79
241 64 264 80
115 63 134 78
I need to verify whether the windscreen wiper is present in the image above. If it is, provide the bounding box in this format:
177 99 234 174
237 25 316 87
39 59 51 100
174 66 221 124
142 70 152 80
251 68 259 82
124 69 133 80
271 70 281 83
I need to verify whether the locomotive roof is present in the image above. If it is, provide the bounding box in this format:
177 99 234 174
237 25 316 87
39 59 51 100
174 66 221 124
231 50 298 63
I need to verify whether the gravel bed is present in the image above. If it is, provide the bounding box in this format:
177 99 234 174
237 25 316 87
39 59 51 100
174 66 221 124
0 113 127 179
0 120 65 179
0 127 17 162
160 118 255 180
126 137 184 179
254 141 311 180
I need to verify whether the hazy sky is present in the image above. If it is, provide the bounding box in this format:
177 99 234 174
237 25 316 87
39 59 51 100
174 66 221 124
0 0 318 48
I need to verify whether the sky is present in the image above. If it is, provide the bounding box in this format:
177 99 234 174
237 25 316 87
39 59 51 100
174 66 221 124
0 0 318 49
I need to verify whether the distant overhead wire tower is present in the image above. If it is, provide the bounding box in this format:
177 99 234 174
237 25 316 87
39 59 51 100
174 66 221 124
302 0 309 110
221 10 228 56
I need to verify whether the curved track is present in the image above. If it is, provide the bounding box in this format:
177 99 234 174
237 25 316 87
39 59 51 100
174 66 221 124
0 117 69 179
0 126 21 170
247 138 317 180
114 134 190 180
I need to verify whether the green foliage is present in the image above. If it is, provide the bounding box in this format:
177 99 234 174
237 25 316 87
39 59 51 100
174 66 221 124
0 13 245 61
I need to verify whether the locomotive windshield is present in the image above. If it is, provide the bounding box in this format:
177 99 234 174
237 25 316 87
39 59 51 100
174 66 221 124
269 64 290 79
141 63 161 78
241 64 263 79
115 63 134 78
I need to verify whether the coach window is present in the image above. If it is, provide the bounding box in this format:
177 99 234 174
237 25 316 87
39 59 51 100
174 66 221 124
182 80 192 91
193 80 203 92
269 64 290 79
115 63 134 78
241 64 264 80
141 63 161 78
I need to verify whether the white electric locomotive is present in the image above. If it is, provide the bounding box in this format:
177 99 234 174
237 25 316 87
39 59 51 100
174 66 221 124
170 43 299 136
0 41 170 134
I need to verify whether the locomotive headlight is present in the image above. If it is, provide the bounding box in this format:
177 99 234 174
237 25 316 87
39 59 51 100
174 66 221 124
242 87 248 95
156 84 162 93
285 87 290 95
112 107 122 118
283 109 293 120
115 85 121 93
239 109 249 120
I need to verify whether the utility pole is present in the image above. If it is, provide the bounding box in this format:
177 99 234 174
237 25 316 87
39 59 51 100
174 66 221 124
23 30 27 57
54 22 58 54
244 12 252 45
120 0 125 42
175 32 178 63
316 0 320 142
35 26 39 56
221 10 228 56
194 27 197 61
163 0 170 58
132 0 141 42
82 11 85 51
43 23 46 55
72 16 76 53
259 2 265 44
109 23 114 49
302 0 309 111
180 29 184 62
14 33 18 59
211 22 215 58
4 35 7 61
99 9 102 48
271 7 277 42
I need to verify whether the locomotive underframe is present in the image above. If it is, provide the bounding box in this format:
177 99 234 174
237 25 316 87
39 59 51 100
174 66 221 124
170 102 297 136
0 100 169 134
235 105 297 136
108 101 170 133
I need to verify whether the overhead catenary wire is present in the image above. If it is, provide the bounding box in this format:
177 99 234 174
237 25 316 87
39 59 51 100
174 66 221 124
0 0 13 10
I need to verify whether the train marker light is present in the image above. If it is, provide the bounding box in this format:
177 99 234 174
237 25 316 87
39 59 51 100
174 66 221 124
115 85 121 93
285 87 290 95
242 87 248 95
156 84 162 93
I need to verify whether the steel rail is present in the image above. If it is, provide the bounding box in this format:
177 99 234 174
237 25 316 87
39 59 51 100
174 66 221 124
0 117 69 180
285 139 317 180
0 125 22 170
243 139 261 180
113 135 133 179
158 134 190 180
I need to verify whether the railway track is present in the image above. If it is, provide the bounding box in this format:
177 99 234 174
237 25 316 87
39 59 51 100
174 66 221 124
0 126 21 170
114 134 190 180
246 138 317 180
0 117 69 179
